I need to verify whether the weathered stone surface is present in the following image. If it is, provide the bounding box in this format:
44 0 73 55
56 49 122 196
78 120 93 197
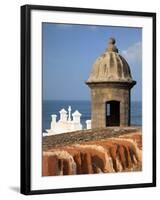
42 128 142 176
43 127 141 150
86 38 136 128
86 38 134 83
89 85 131 128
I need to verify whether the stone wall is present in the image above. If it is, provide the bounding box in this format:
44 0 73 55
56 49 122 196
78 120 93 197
42 127 142 176
88 82 131 128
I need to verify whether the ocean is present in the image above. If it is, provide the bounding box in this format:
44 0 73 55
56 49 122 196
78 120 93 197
42 100 142 132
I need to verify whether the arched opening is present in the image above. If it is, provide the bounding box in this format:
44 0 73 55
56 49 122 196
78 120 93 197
106 101 120 126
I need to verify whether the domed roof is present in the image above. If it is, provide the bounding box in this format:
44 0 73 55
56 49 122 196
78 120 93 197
86 38 134 83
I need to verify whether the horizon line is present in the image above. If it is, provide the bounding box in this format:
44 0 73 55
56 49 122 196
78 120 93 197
43 99 142 102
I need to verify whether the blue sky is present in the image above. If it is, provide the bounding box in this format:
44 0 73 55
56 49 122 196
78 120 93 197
42 23 142 101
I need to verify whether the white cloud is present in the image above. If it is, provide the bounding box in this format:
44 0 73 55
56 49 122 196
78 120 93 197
121 42 142 64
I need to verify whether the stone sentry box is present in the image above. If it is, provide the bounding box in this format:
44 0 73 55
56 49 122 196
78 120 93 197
86 38 136 128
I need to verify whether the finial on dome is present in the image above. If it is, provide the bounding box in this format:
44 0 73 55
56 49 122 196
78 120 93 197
107 37 118 53
109 37 116 45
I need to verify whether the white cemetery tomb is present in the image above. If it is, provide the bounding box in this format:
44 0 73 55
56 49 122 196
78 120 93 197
43 106 91 136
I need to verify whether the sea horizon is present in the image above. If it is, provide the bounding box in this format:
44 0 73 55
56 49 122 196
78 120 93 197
42 99 142 132
43 99 142 102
